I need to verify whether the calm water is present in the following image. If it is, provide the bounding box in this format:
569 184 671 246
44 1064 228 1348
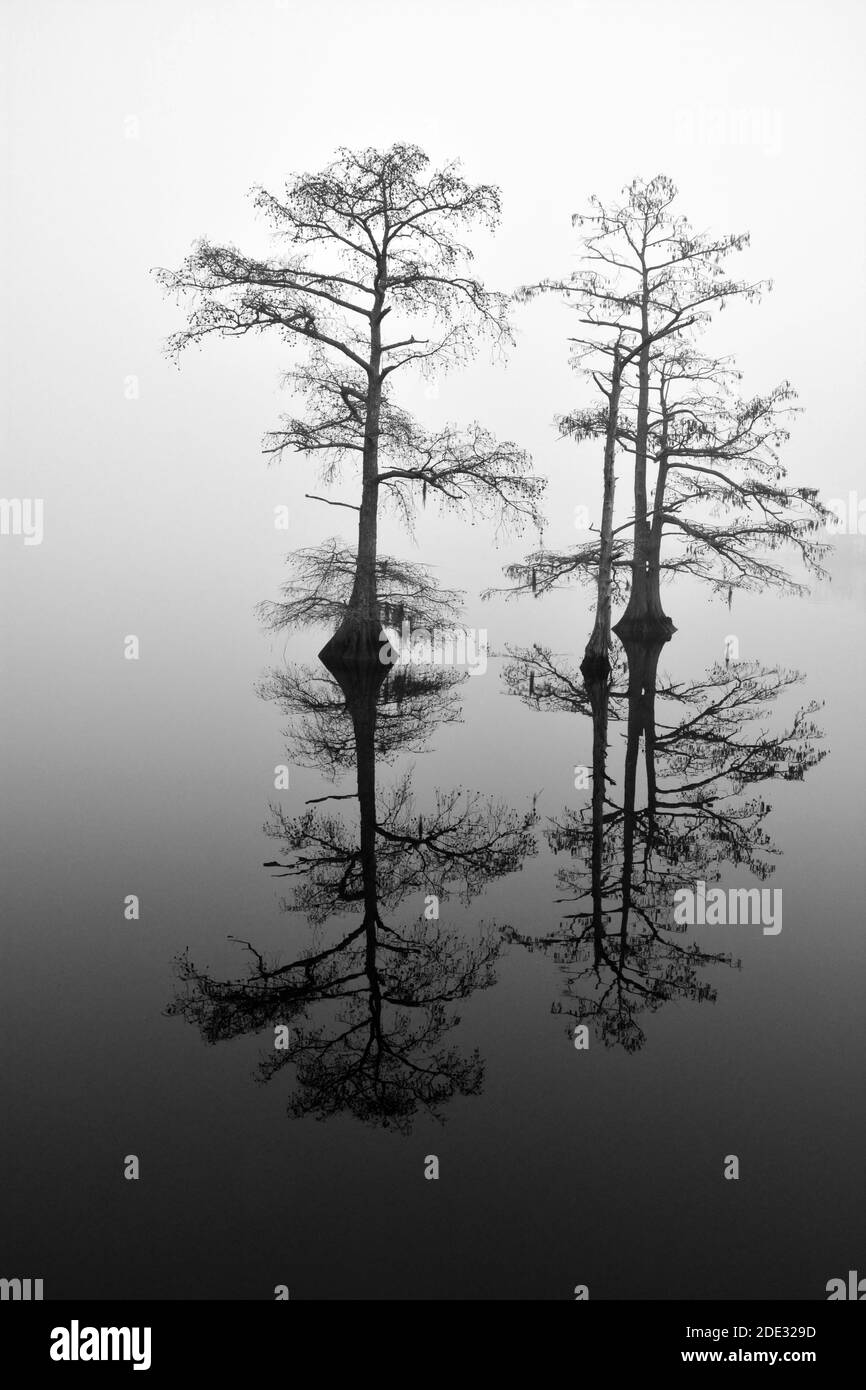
2 541 864 1301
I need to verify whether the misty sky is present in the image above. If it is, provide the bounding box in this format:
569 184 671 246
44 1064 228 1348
2 0 864 647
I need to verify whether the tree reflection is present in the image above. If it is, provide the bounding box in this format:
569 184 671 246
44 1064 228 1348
168 651 537 1128
502 635 825 1051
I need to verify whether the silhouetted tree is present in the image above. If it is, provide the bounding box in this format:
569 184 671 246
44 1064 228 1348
507 176 768 646
502 179 828 661
156 144 543 662
256 540 463 639
639 344 829 605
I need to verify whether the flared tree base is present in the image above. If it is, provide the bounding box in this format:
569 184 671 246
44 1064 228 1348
580 649 612 682
319 615 387 671
612 612 676 643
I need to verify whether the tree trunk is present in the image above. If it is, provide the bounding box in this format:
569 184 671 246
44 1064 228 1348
613 269 673 641
645 454 670 630
582 349 622 681
320 276 386 667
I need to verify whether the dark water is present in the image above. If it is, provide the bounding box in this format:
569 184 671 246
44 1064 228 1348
2 543 864 1301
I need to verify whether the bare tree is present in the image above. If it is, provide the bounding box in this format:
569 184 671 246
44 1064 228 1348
639 345 830 604
256 539 463 636
508 175 764 650
156 144 543 661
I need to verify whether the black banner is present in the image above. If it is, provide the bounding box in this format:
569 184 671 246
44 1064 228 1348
2 1300 862 1377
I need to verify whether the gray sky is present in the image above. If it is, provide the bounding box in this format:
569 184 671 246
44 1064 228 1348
2 0 864 627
